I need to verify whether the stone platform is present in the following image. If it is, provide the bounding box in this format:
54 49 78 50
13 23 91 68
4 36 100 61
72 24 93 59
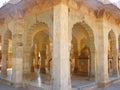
0 69 120 90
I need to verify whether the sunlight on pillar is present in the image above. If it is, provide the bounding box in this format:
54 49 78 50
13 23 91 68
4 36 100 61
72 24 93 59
35 69 42 87
37 76 42 86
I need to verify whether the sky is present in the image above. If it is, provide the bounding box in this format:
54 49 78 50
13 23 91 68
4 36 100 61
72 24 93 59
0 0 10 8
0 0 119 8
109 0 119 3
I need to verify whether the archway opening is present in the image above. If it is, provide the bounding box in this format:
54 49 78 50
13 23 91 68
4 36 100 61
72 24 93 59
118 35 120 74
25 23 52 88
7 36 12 78
0 36 1 69
31 31 51 86
0 30 12 79
108 31 117 78
71 22 95 89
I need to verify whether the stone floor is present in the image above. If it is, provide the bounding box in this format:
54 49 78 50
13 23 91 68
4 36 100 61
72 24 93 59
0 82 28 90
0 80 120 90
0 69 120 90
91 81 120 90
0 69 96 90
71 74 95 89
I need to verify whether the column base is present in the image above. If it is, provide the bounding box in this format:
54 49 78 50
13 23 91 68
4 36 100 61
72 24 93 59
0 76 23 88
97 82 109 88
12 82 23 88
112 72 119 78
23 72 31 81
1 71 7 77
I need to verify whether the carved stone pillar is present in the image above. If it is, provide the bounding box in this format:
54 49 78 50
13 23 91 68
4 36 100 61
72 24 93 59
112 35 119 78
11 18 24 85
23 50 32 81
96 21 109 87
90 48 96 77
40 47 46 73
1 35 8 77
11 34 23 85
52 4 71 90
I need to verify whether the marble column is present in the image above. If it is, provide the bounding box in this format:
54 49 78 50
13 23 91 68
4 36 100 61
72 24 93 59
11 34 23 85
52 4 71 90
96 23 109 87
1 53 7 76
90 50 96 77
112 35 119 78
11 18 24 85
23 50 32 81
40 50 46 73
1 36 8 77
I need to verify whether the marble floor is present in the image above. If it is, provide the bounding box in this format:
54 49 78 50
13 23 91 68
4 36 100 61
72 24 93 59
0 69 120 90
92 80 120 90
71 74 95 90
1 80 120 90
25 72 95 89
0 69 96 90
0 82 28 90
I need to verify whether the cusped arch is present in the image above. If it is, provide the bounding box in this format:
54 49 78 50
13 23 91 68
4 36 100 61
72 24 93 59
71 21 96 77
108 30 119 77
32 31 49 48
72 21 95 53
108 30 116 39
108 30 117 51
108 30 118 65
26 22 51 50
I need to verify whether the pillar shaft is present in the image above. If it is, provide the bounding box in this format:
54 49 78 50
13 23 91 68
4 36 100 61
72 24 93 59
40 50 46 73
23 50 32 80
1 36 8 76
1 54 7 76
90 52 95 77
11 18 24 84
96 24 109 87
52 4 71 90
112 35 119 77
12 46 23 83
12 34 23 84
